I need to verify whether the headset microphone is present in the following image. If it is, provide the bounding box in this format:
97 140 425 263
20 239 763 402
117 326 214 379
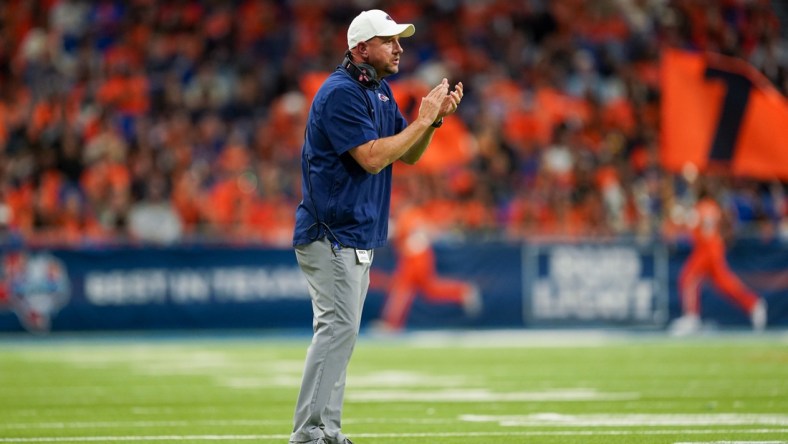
341 50 380 89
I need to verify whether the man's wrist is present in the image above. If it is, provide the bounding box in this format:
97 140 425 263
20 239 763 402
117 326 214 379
430 117 444 128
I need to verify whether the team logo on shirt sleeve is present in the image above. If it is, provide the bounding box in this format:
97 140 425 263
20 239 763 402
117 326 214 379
378 93 389 102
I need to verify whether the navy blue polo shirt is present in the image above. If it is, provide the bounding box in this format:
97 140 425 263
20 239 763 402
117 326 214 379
293 68 408 250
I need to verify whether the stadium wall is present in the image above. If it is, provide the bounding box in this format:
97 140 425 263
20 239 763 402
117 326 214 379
0 240 785 333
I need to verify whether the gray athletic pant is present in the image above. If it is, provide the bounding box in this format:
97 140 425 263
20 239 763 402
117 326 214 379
290 238 372 443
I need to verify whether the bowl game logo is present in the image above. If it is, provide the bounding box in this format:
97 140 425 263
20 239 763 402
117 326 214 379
0 251 71 333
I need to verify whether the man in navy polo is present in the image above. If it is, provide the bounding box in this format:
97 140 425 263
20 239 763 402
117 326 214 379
289 8 463 444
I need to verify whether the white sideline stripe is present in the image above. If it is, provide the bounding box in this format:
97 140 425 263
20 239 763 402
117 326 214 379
348 388 638 402
5 414 785 431
0 418 455 430
219 370 469 389
403 329 640 348
0 420 282 430
0 436 265 442
459 413 788 427
1 429 787 442
675 442 787 444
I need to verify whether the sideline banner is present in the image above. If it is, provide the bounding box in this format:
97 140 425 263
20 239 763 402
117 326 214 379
523 243 669 326
0 240 785 333
0 246 312 332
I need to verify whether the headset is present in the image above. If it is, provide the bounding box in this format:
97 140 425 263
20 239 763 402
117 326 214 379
341 50 380 89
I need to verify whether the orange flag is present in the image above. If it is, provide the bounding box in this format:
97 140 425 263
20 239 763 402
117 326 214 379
660 48 788 180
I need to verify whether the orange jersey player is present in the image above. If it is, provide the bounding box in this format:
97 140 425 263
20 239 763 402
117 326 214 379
670 191 767 335
377 203 481 331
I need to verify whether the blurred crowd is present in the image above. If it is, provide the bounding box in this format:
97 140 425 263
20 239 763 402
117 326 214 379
0 0 786 247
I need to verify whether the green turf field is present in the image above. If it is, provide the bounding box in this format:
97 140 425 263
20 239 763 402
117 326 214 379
0 330 786 444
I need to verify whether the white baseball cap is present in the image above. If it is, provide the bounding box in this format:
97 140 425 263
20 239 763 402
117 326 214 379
347 9 415 49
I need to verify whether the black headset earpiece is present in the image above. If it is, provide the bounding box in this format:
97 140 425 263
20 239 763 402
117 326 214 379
341 51 380 89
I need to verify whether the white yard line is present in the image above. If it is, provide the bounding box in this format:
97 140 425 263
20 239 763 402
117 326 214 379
674 442 787 444
0 436 264 442
0 429 787 442
0 420 284 430
0 417 456 430
348 388 639 402
400 328 632 348
5 414 785 431
460 413 788 427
